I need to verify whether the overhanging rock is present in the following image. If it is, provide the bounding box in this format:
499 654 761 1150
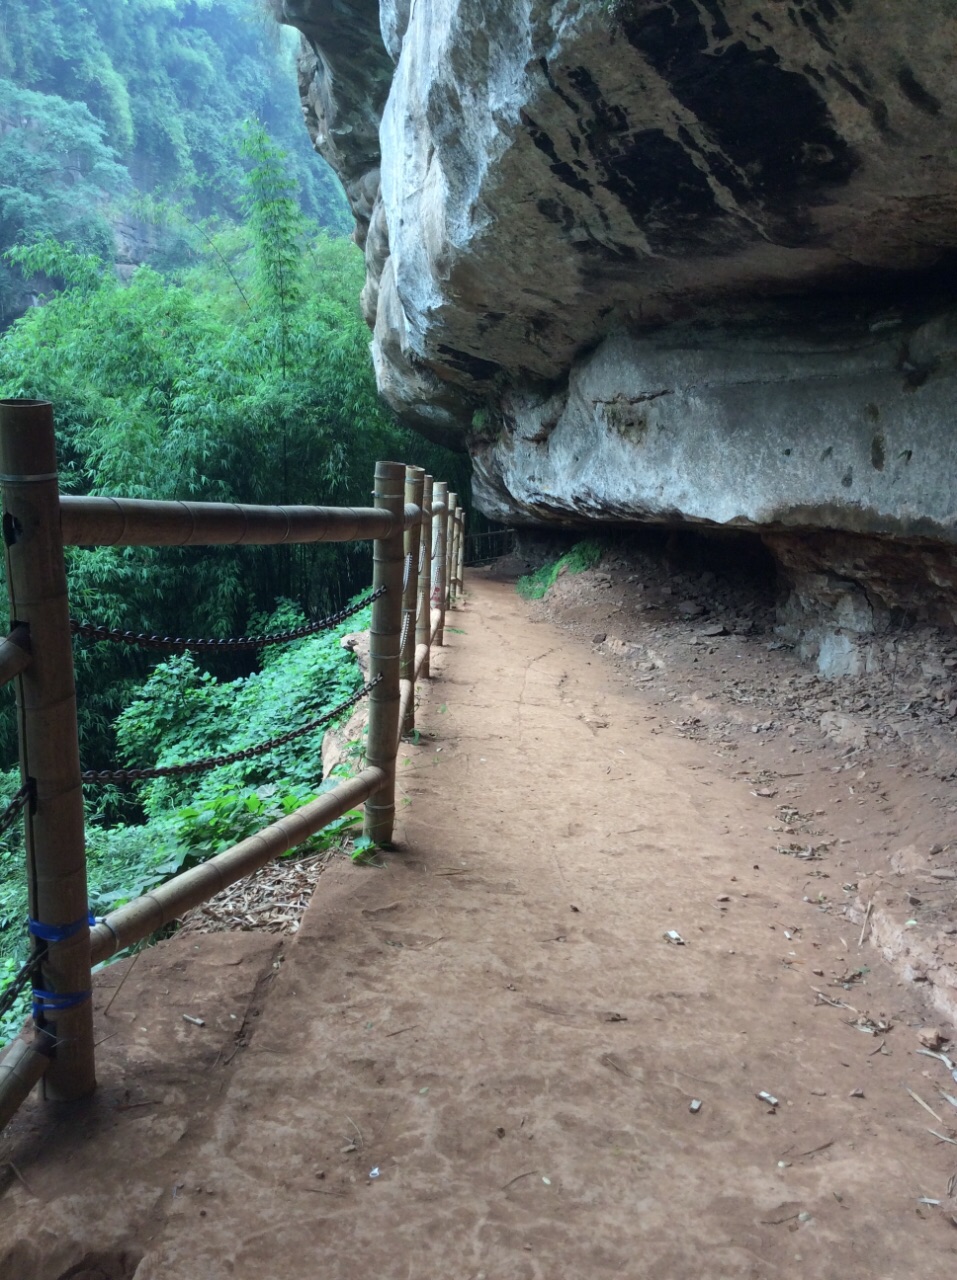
280 0 957 653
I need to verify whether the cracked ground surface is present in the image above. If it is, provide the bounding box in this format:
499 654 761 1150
1 570 956 1279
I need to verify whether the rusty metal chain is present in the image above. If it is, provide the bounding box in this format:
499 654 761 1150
0 949 43 1022
81 676 382 785
0 782 32 843
399 610 412 657
70 586 386 655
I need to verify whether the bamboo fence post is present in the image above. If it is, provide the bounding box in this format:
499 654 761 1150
400 466 424 739
0 399 95 1102
432 481 449 646
363 461 405 845
456 508 466 597
415 475 433 679
452 507 463 598
449 502 459 604
447 493 459 606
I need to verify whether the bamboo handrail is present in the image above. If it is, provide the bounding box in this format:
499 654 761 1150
90 767 385 964
59 496 432 549
0 1034 51 1132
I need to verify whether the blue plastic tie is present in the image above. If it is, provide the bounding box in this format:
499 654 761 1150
31 987 92 1019
28 910 96 943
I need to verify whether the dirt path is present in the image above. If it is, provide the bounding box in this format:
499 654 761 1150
2 573 956 1279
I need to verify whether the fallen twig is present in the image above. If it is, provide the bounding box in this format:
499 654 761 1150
345 1115 363 1150
102 948 142 1017
858 900 873 947
501 1170 538 1191
927 1129 957 1146
907 1088 944 1125
599 1052 633 1078
811 988 856 1011
788 1139 834 1161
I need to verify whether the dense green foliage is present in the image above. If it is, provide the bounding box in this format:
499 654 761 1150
0 596 373 1044
0 126 468 768
0 79 131 320
0 125 471 1044
0 0 348 318
516 540 604 600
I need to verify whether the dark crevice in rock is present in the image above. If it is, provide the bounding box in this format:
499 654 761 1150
621 19 858 206
896 66 942 115
434 345 505 382
521 110 595 196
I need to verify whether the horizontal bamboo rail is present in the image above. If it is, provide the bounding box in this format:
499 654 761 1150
60 496 429 549
0 1034 51 1132
90 767 384 964
0 625 31 688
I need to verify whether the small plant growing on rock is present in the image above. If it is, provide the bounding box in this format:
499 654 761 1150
516 540 603 600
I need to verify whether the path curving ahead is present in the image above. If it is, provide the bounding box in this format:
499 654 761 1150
1 571 955 1279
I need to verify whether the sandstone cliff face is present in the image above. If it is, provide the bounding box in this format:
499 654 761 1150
280 0 957 667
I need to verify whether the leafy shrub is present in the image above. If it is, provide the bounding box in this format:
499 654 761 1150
516 539 604 600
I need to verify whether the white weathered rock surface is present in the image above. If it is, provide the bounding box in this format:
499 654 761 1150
472 317 957 539
280 0 957 631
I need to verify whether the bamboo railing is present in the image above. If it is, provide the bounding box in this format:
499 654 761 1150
0 399 466 1131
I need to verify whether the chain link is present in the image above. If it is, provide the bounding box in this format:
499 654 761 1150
70 586 386 655
0 782 32 842
81 676 382 785
399 610 412 657
0 949 42 1022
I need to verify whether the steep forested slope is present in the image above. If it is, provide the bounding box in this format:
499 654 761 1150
0 0 347 319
